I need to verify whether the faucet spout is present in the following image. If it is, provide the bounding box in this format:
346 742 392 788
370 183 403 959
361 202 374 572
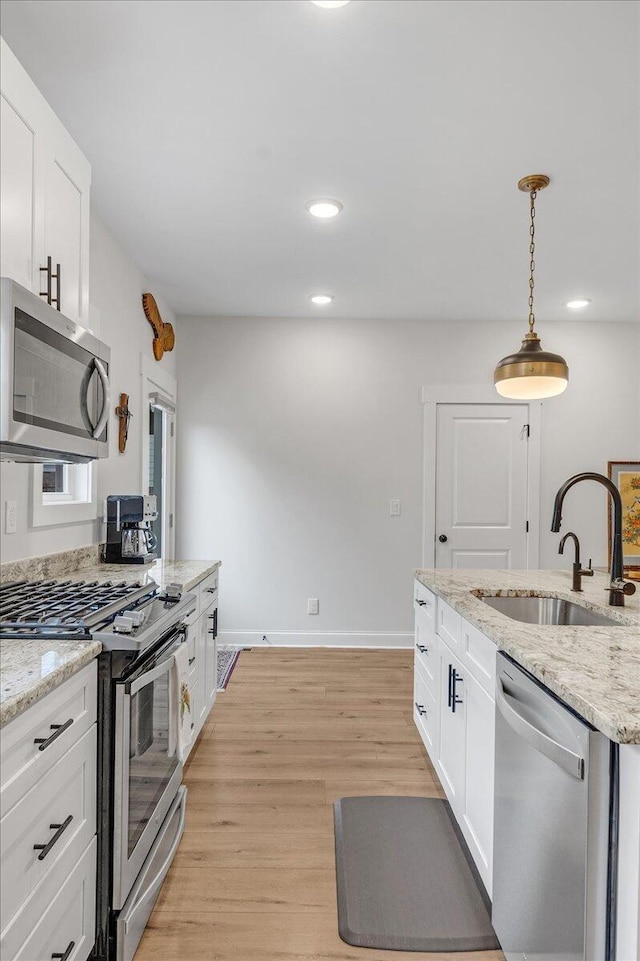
550 472 635 606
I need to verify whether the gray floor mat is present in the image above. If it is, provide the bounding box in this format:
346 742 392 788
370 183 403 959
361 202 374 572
333 795 500 952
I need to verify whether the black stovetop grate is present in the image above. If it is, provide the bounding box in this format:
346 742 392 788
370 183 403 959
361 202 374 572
0 578 156 638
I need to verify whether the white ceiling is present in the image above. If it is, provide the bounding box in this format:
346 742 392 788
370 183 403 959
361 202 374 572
1 0 638 322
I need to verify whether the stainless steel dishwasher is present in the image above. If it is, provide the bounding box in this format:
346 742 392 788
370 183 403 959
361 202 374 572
492 653 613 961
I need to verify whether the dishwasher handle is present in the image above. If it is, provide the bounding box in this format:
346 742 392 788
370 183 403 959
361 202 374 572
496 678 585 780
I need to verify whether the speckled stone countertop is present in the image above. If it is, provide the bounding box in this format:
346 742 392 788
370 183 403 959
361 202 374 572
414 568 640 744
0 552 221 726
1 639 101 727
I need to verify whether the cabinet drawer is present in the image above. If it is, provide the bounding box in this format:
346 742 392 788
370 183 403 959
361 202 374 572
460 617 496 696
199 570 218 612
414 581 436 628
438 599 461 652
413 633 438 700
0 661 97 818
0 725 96 940
6 837 96 961
413 666 437 762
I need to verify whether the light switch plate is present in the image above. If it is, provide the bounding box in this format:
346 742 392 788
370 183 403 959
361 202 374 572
5 500 17 534
307 598 319 615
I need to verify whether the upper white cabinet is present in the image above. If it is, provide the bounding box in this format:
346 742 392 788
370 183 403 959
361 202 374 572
0 38 91 324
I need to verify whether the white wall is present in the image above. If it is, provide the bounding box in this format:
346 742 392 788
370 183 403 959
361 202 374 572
176 316 640 644
0 210 177 563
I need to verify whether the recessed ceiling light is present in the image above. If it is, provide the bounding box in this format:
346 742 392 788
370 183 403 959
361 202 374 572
306 198 343 219
311 1 351 8
310 294 334 305
566 299 592 310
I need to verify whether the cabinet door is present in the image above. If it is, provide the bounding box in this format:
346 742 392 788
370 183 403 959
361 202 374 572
195 614 207 734
437 648 466 808
413 663 437 763
204 608 217 716
43 152 88 323
0 94 36 290
462 671 495 896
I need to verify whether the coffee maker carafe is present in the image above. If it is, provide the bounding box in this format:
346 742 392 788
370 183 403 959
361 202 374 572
104 494 158 564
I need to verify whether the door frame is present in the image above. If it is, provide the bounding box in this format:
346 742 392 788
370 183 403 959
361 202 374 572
420 385 542 569
140 355 177 560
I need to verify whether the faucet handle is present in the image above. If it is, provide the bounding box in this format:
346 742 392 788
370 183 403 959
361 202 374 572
583 558 594 576
610 578 636 597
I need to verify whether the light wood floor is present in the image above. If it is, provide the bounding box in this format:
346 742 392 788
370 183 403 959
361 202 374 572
136 648 503 961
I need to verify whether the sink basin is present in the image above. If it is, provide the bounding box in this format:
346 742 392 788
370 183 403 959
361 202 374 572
480 595 622 627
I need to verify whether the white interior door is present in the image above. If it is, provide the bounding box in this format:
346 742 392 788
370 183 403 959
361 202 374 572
435 404 530 569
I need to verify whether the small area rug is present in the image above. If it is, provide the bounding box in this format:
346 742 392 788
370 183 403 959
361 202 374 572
333 795 500 952
216 647 241 691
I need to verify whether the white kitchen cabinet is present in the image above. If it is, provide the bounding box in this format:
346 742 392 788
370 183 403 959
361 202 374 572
0 661 97 961
412 578 496 895
461 669 495 892
183 569 219 758
0 38 91 324
437 646 467 808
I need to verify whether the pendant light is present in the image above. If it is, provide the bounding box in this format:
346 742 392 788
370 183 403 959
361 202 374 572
494 175 569 399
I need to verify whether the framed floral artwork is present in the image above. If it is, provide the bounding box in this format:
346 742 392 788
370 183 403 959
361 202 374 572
608 461 640 574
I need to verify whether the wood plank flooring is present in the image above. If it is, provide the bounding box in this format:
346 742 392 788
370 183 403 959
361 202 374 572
136 648 503 961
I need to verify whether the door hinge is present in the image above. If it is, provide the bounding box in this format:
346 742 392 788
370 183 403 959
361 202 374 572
169 513 174 529
170 422 175 438
526 521 530 533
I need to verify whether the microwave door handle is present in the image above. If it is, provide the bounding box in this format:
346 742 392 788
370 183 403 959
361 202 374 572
496 678 585 780
92 358 110 439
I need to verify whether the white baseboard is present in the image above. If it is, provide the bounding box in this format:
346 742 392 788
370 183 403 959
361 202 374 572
217 630 414 649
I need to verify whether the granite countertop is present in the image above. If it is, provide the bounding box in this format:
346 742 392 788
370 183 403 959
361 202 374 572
414 568 640 744
65 558 221 594
1 639 101 727
0 551 221 727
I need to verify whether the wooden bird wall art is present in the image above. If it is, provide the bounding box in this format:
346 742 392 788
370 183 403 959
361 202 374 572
142 292 175 361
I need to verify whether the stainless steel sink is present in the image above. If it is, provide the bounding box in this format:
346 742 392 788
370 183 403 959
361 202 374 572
479 594 622 627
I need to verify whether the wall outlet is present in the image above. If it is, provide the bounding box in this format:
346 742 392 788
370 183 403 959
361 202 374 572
5 500 17 534
307 598 319 615
390 499 401 516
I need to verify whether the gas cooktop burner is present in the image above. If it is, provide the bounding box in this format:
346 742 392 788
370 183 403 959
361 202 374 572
0 578 156 639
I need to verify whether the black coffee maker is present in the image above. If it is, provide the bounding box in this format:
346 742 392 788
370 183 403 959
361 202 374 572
103 494 158 564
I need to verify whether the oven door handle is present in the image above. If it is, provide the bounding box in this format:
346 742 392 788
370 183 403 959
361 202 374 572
122 792 187 933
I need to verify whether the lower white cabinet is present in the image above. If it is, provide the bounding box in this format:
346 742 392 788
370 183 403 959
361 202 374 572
413 580 496 896
184 571 219 758
0 661 97 961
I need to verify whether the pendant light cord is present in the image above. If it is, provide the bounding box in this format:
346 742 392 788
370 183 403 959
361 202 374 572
528 189 537 336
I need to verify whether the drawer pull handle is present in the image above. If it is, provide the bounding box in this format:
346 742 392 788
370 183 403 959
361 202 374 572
208 613 216 619
416 644 428 654
52 942 75 960
415 599 427 607
34 815 73 860
414 702 427 716
208 629 215 635
205 587 216 593
34 718 73 751
188 656 196 666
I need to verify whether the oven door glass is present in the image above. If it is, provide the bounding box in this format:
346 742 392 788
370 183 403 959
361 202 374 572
113 637 184 909
127 668 178 856
13 307 108 441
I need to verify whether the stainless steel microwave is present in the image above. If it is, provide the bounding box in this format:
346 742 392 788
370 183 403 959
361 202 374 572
1 278 111 463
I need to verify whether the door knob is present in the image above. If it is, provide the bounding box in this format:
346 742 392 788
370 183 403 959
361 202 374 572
438 534 448 543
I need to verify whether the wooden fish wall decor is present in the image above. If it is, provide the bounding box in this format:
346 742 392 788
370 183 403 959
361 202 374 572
142 292 175 361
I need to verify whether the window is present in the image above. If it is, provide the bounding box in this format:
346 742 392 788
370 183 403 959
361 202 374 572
32 462 97 527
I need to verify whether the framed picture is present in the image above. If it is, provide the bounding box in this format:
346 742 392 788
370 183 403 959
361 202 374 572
607 461 640 574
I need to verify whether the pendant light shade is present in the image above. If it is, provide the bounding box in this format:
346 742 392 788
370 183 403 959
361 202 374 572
494 175 569 399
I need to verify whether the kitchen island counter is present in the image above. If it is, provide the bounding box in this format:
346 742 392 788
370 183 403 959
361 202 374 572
415 568 640 744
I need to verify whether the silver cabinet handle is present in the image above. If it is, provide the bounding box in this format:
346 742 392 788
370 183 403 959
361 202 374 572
92 358 110 439
496 678 584 779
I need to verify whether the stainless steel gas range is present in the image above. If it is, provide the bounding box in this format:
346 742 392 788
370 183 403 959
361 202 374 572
0 577 196 961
